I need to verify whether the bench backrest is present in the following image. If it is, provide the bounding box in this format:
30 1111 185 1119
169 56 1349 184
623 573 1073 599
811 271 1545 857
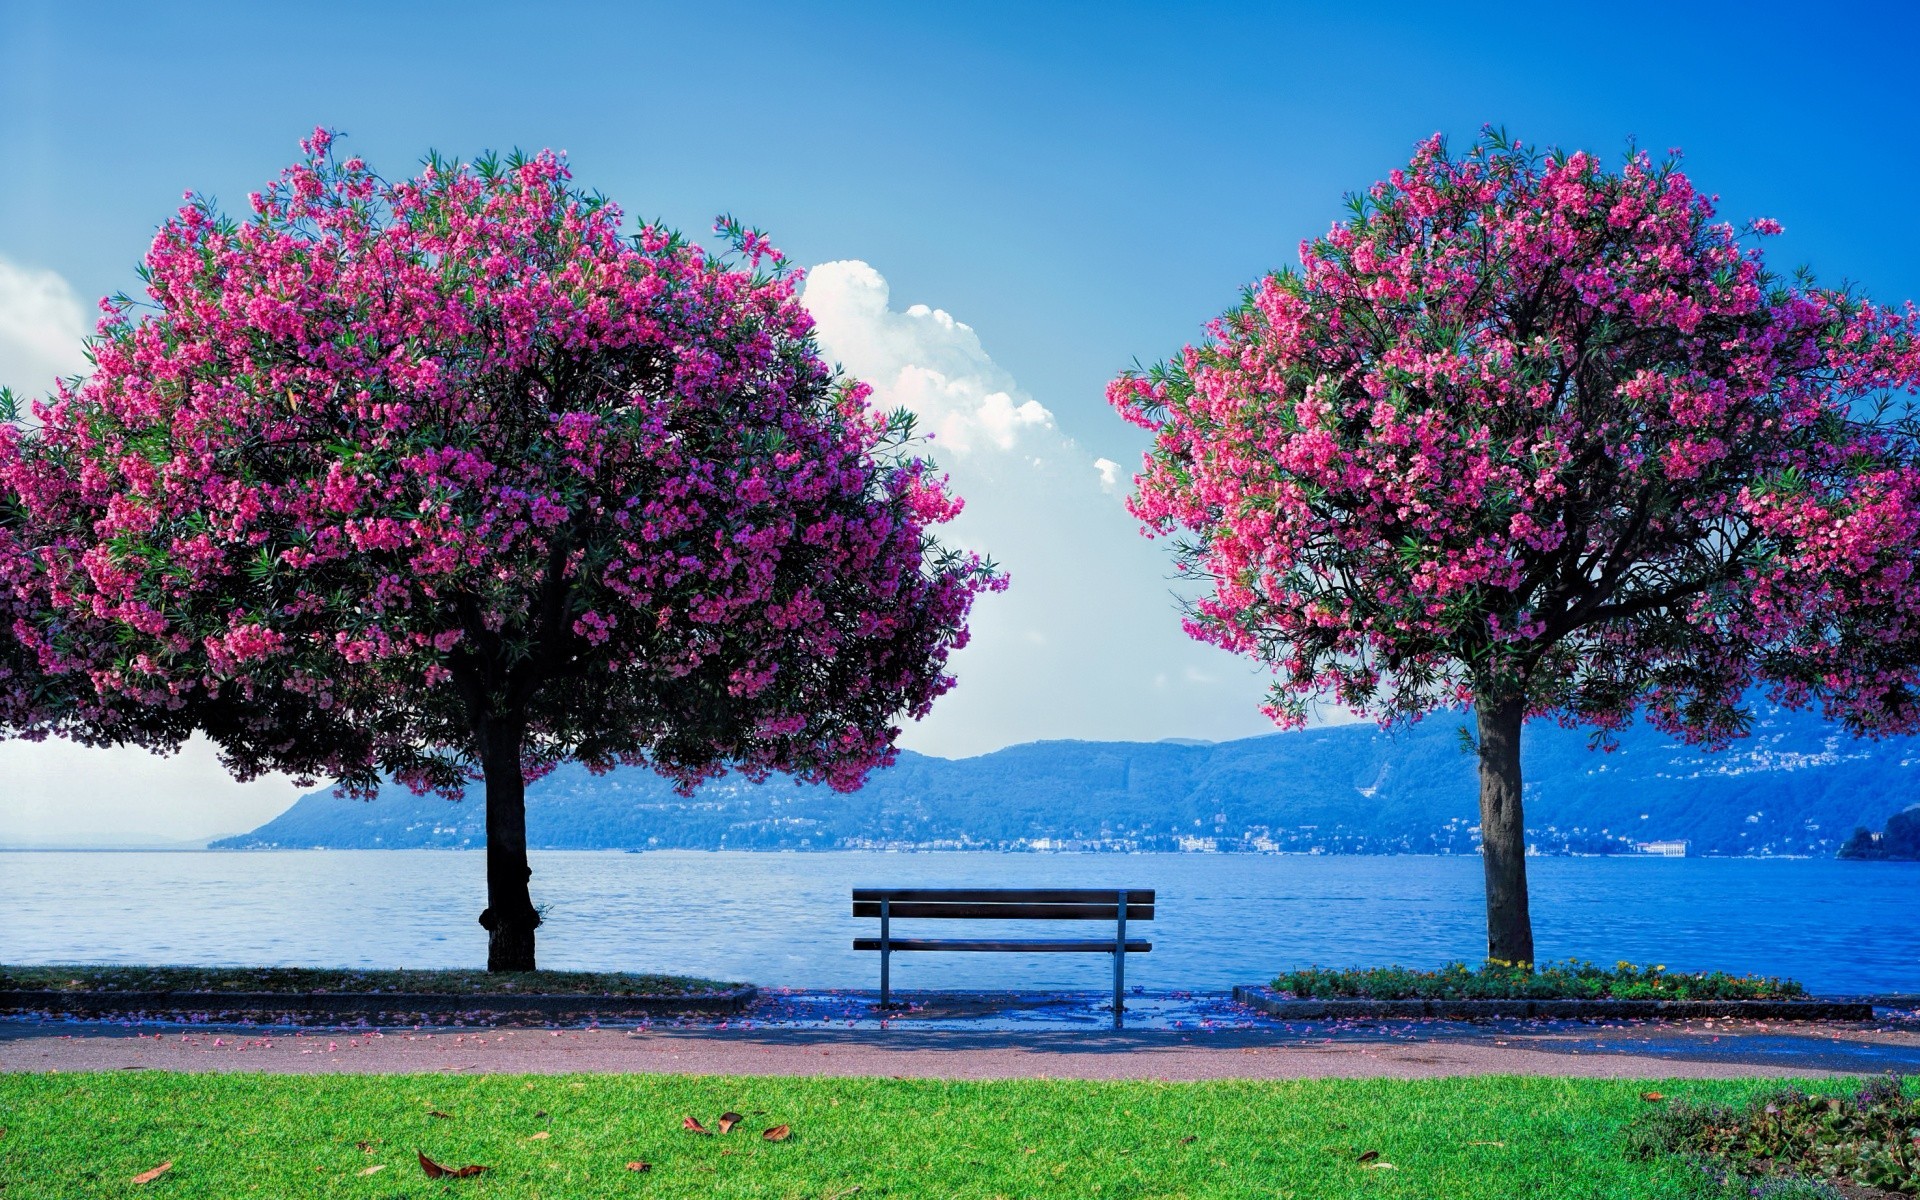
851 888 1154 921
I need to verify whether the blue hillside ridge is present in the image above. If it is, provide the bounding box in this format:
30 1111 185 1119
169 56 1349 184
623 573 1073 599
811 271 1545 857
213 703 1920 858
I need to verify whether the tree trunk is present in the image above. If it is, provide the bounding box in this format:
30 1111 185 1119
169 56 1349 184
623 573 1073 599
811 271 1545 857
1476 697 1535 967
476 714 540 972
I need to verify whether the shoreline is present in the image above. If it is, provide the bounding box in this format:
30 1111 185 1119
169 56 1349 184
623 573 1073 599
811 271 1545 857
10 846 1920 860
5 986 1915 1032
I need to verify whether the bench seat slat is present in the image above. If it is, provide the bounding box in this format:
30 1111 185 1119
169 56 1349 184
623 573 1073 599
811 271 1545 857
852 902 1153 920
852 888 1154 904
854 937 1152 953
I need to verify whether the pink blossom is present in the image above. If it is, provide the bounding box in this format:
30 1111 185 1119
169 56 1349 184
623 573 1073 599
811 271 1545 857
1110 131 1920 742
0 130 1005 970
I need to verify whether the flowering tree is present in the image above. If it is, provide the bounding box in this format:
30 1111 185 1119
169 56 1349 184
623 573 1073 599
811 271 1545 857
6 131 1000 970
1111 132 1920 963
0 408 63 738
8 392 260 757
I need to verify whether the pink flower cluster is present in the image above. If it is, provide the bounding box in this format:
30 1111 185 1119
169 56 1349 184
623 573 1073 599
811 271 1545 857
1 130 1002 794
1111 130 1920 742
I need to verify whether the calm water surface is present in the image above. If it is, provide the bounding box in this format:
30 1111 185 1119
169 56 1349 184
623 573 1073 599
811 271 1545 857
1 851 1914 994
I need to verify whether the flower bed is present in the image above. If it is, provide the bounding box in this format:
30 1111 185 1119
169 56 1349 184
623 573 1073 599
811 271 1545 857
1628 1076 1918 1197
1271 961 1805 1002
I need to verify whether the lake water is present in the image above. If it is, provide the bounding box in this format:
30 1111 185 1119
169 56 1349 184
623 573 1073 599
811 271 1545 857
2 851 1915 995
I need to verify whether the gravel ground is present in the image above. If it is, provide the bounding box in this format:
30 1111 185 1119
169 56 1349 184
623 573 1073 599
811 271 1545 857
4 991 1915 1080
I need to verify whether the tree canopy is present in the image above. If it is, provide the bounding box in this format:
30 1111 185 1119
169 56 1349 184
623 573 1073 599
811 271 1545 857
1110 130 1920 960
1114 131 1920 740
2 130 1001 967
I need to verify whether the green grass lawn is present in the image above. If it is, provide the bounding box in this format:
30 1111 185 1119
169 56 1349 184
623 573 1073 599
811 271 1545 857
0 1071 1832 1198
0 965 737 997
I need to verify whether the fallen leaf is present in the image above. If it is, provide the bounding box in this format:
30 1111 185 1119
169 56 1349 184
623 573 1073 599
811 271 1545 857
718 1111 744 1134
417 1150 486 1179
357 1164 386 1177
625 1161 652 1173
1179 1135 1197 1145
763 1124 792 1143
131 1161 173 1185
684 1116 712 1135
1362 1162 1398 1171
1356 1150 1380 1163
720 1149 737 1156
1640 1092 1666 1103
528 1131 550 1140
428 1111 453 1120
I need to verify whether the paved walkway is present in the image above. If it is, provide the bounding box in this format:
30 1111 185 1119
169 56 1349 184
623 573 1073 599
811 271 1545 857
5 992 1917 1081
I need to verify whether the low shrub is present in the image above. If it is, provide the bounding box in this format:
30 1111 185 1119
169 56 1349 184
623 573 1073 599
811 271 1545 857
1629 1076 1918 1196
0 965 736 997
1271 960 1806 1001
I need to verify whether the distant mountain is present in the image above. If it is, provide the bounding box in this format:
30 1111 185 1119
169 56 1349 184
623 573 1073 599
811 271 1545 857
213 704 1920 857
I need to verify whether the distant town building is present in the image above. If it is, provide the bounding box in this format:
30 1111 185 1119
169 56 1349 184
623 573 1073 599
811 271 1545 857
1635 840 1690 857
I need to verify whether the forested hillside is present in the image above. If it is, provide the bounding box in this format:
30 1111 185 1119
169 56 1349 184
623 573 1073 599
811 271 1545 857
215 704 1919 857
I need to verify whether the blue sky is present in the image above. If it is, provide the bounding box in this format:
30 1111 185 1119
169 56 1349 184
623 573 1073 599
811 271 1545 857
2 0 1917 842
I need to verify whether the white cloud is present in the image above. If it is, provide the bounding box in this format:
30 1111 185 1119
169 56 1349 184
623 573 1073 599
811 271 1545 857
0 255 89 398
801 262 1054 456
803 261 1275 757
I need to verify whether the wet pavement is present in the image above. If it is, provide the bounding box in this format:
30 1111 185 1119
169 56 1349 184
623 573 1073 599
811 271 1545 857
2 990 1916 1079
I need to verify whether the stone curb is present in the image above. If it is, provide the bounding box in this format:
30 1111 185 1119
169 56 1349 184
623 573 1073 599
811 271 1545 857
1231 984 1876 1021
0 985 757 1023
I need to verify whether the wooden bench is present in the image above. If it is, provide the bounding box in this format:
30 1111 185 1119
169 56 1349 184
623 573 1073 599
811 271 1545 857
852 888 1153 1027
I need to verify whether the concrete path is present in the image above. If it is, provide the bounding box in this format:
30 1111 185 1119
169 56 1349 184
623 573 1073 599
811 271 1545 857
6 1018 1917 1081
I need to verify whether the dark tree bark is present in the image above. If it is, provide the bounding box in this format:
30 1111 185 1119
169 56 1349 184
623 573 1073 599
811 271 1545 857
1476 696 1535 966
475 713 540 972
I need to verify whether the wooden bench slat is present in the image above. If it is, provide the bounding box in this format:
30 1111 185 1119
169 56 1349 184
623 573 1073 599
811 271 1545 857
853 938 1152 953
852 884 1156 1027
851 888 1154 904
851 902 1153 920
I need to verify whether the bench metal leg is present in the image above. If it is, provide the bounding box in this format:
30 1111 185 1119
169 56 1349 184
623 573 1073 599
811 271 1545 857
1113 889 1127 1029
880 898 891 1010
